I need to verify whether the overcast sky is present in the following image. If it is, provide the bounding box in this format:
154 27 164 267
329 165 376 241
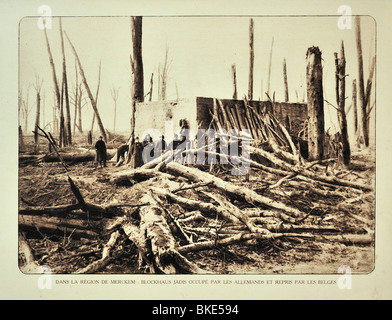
19 15 376 140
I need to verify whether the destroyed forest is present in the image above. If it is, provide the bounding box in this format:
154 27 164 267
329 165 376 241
18 16 376 275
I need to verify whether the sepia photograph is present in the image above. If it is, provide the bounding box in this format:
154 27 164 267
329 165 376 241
17 14 376 276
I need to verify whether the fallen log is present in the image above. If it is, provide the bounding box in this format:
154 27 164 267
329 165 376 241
176 211 206 224
19 203 81 216
67 175 120 219
259 223 342 234
251 146 373 191
151 186 240 224
267 159 341 191
19 214 102 230
19 154 43 165
286 180 349 198
32 149 117 163
165 162 306 219
76 231 121 273
177 230 373 254
182 226 240 237
177 232 314 255
316 233 374 245
135 192 209 274
19 214 100 239
141 149 177 169
165 248 210 274
19 201 143 221
201 191 270 234
110 168 173 185
122 221 155 272
150 193 193 245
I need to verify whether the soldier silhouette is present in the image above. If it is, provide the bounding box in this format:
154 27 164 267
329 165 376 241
94 136 107 168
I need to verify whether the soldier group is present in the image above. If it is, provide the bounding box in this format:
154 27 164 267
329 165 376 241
94 119 191 168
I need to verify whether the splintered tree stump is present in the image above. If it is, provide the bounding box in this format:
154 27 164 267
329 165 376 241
335 42 351 167
306 46 325 161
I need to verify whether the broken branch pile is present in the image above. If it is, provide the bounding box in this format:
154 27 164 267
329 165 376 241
18 102 375 274
19 150 374 274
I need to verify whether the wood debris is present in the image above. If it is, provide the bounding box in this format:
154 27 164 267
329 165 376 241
18 103 375 274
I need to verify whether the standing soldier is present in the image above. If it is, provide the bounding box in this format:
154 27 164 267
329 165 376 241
95 136 107 168
155 135 167 158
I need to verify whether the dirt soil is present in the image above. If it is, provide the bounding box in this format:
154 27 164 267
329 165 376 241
18 135 376 275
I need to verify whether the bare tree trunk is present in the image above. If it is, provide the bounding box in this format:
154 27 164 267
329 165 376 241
24 109 28 136
283 58 289 102
90 113 95 134
306 46 325 161
248 18 254 100
59 78 66 147
157 66 161 101
90 62 102 135
149 73 153 101
232 64 238 99
73 92 77 135
159 47 169 101
126 58 136 165
52 104 57 135
33 76 43 153
77 84 83 133
34 92 40 152
42 92 45 131
364 56 375 140
66 32 107 142
73 60 84 134
335 42 351 167
126 16 144 165
19 125 24 150
21 87 30 134
355 16 368 147
43 22 61 138
60 18 72 145
131 16 144 103
126 98 137 166
267 37 274 98
352 79 358 136
73 59 78 135
87 130 92 145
